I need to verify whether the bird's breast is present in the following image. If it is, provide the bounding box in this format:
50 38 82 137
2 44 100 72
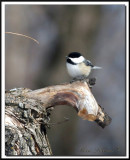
66 62 91 77
78 63 91 77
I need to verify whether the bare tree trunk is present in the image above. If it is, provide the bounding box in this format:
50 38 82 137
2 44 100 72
5 80 111 156
5 88 52 155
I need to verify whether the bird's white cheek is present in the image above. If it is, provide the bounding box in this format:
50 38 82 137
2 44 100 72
69 56 85 63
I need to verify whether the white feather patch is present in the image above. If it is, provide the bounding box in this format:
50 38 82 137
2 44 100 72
66 63 82 77
69 56 85 64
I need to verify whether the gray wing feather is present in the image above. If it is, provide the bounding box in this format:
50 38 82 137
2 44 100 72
84 60 94 67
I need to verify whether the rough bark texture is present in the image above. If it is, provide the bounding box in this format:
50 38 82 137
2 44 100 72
5 80 111 156
5 88 52 156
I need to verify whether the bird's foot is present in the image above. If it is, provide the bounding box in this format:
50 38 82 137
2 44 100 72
70 75 88 83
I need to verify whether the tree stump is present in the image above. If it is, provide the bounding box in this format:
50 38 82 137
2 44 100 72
5 80 111 155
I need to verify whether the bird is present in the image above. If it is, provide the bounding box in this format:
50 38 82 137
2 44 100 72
66 52 102 79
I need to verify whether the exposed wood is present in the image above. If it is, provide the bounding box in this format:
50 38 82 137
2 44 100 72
23 80 111 126
5 80 111 155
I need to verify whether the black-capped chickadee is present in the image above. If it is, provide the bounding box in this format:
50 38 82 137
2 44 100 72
66 52 102 78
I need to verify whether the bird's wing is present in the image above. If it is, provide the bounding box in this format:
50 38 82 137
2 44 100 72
84 59 94 67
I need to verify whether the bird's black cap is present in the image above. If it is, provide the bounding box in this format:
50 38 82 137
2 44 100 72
68 52 82 58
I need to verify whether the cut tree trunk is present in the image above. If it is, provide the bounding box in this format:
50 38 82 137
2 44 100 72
5 80 111 156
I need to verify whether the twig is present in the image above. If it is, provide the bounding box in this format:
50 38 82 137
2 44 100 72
5 32 39 44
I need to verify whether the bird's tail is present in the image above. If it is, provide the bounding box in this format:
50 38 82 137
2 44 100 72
92 66 102 69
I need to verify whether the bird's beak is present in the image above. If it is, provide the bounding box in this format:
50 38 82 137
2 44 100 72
66 56 68 59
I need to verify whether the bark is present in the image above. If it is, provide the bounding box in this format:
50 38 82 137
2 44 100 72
5 88 52 156
5 80 111 156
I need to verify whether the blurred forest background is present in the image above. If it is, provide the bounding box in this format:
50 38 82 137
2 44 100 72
5 4 126 156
